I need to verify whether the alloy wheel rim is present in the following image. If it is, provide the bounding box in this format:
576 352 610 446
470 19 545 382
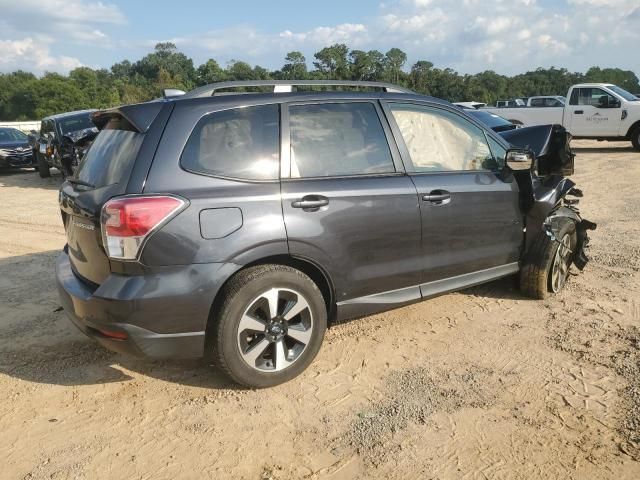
237 288 313 372
551 233 572 293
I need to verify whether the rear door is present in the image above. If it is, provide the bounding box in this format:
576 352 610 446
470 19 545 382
280 100 422 305
382 102 522 290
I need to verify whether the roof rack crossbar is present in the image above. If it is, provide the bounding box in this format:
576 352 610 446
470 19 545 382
182 80 413 98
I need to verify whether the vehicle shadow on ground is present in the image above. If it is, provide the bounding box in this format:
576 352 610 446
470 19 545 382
0 336 241 390
0 250 241 390
463 274 526 300
0 250 523 390
572 146 637 154
0 168 63 190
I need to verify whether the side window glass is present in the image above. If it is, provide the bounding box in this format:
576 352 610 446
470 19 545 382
181 104 280 180
577 88 616 107
289 103 395 178
487 136 506 169
530 98 543 107
389 104 492 172
570 89 580 105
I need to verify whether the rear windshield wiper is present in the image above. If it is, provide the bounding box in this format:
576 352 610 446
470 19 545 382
67 178 95 189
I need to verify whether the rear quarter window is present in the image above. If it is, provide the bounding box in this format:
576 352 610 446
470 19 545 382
181 104 280 181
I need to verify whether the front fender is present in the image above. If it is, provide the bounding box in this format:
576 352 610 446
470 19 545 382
521 174 575 252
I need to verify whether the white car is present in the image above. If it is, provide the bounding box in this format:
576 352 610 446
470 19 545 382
483 83 640 150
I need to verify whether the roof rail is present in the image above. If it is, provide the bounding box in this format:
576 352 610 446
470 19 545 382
182 80 413 98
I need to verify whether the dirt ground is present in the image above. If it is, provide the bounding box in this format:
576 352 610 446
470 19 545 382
1 140 639 479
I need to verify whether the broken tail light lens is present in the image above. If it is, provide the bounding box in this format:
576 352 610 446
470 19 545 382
101 195 187 260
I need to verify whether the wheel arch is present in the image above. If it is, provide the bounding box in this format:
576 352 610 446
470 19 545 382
625 119 640 138
207 255 337 338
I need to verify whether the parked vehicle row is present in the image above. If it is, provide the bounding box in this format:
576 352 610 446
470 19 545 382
484 83 640 150
55 80 595 388
494 96 565 108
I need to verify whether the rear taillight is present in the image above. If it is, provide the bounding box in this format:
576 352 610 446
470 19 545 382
101 195 187 260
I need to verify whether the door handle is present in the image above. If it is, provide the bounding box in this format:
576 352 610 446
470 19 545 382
291 195 329 210
422 190 451 205
575 110 583 114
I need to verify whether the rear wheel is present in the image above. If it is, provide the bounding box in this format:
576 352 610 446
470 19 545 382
520 218 576 299
36 152 50 178
211 264 327 388
631 126 640 151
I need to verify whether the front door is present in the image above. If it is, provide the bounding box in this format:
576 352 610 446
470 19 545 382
280 101 423 309
383 102 523 292
567 87 621 137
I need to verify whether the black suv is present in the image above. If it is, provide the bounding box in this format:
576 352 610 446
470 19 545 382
35 109 98 178
56 81 595 388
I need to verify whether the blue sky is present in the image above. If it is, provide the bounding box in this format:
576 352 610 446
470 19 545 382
0 0 639 76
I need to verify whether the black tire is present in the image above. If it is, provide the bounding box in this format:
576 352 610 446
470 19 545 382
210 264 327 388
520 218 577 299
631 126 640 151
36 152 50 178
60 159 73 179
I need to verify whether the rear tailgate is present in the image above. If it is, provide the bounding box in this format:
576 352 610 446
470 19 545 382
59 102 169 285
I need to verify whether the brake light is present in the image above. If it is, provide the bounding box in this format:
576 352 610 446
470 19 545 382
101 195 186 260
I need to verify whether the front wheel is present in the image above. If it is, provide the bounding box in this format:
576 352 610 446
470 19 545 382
211 265 327 388
631 126 640 151
520 218 576 299
36 152 50 178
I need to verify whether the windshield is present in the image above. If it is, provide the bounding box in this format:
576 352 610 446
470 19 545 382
75 127 144 188
608 85 639 101
0 128 28 143
59 114 95 135
467 110 512 128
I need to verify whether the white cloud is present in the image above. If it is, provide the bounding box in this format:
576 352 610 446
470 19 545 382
0 0 126 25
167 0 639 76
0 0 639 76
0 38 83 73
0 0 126 72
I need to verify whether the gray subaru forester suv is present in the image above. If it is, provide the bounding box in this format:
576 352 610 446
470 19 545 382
56 81 595 388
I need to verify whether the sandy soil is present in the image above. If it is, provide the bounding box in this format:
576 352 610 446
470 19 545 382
1 141 639 479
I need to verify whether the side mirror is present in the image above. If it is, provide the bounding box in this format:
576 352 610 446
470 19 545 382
505 149 535 171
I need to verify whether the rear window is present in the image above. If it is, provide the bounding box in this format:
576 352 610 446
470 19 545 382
181 104 280 180
75 120 144 188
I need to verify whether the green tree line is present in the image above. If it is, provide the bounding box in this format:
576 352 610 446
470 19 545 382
1 42 638 120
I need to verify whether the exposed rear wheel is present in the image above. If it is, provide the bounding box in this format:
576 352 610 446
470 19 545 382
520 217 576 299
210 264 327 388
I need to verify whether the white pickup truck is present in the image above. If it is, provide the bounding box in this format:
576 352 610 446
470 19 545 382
483 83 640 150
